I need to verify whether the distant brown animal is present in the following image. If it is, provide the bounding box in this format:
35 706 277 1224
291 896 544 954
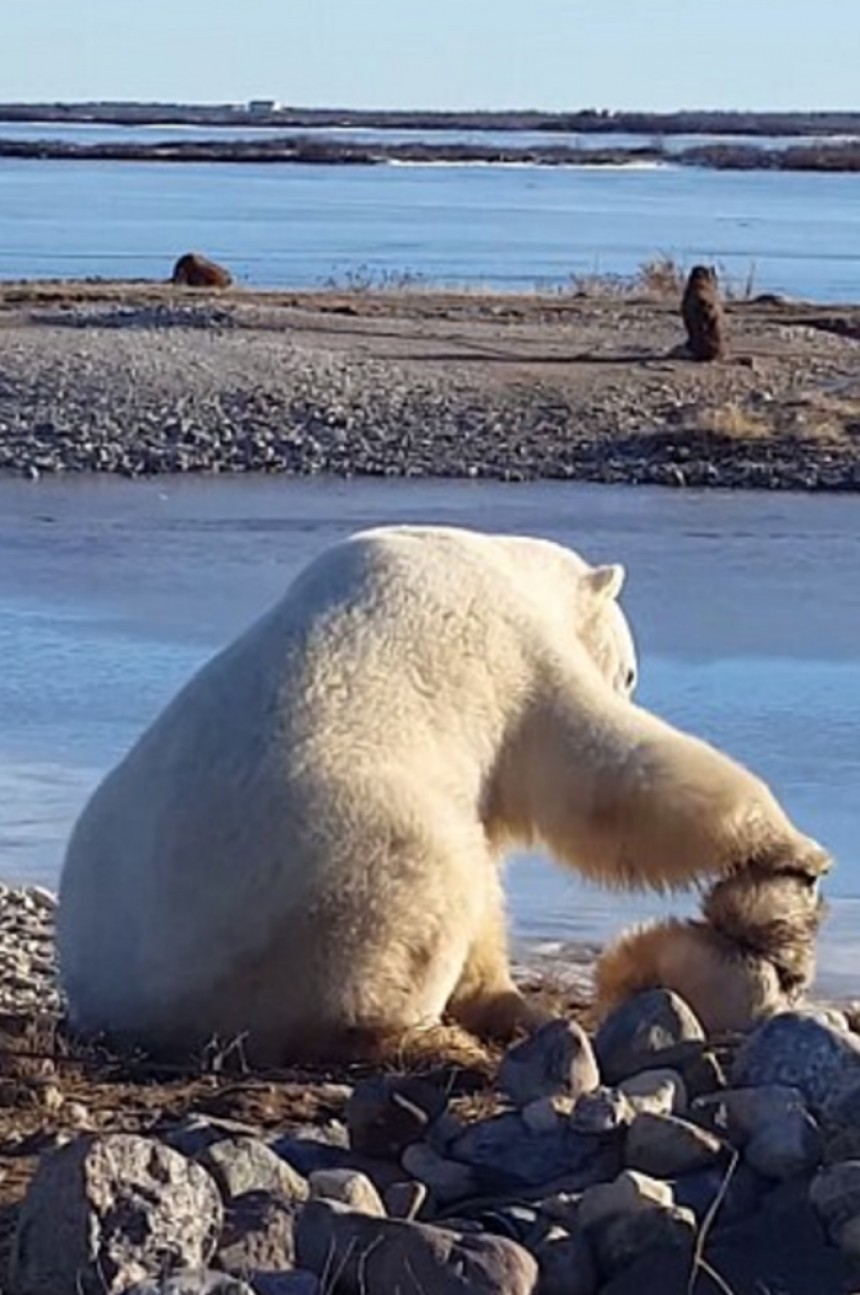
171 253 233 289
681 265 726 361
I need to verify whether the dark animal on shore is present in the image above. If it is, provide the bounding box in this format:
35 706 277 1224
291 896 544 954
681 265 726 361
171 253 233 289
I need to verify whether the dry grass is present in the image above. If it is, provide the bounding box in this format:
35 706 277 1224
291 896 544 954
566 255 758 303
703 402 775 440
638 254 687 297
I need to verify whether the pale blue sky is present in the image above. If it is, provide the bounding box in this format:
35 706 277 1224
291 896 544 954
3 0 857 111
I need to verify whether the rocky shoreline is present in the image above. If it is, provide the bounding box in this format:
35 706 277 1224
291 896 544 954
4 136 860 173
3 884 860 1293
0 282 858 491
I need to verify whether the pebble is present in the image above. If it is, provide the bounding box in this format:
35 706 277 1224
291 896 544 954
0 294 857 489
0 884 61 1014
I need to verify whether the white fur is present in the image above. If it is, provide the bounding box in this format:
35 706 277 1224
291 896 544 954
57 525 822 1062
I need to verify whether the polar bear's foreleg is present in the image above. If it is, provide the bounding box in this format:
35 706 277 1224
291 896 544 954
446 872 552 1040
516 680 831 894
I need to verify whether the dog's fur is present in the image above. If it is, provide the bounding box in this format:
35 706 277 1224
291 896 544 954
681 264 727 361
596 859 827 1032
171 252 233 288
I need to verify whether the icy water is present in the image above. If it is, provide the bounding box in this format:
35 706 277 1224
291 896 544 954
0 153 858 299
1 475 859 991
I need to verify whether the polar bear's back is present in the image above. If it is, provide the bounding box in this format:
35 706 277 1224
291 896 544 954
57 526 598 1039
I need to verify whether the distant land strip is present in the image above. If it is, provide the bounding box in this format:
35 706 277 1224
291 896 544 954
1 136 860 172
1 103 860 136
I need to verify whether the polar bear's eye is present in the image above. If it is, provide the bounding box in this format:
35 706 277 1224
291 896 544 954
625 667 637 693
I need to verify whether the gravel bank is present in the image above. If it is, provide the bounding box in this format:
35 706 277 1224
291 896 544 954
0 284 857 489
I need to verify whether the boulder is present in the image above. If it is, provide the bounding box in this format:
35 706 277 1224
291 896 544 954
733 1013 860 1113
201 1136 308 1203
810 1161 860 1257
383 1179 427 1220
594 990 705 1085
215 1192 299 1275
590 1204 696 1279
624 1112 725 1177
499 1019 599 1107
308 1168 385 1215
401 1141 478 1205
121 1274 254 1295
536 1229 598 1295
577 1169 674 1231
345 1075 447 1158
618 1068 687 1116
449 1111 600 1190
10 1134 223 1295
295 1198 539 1293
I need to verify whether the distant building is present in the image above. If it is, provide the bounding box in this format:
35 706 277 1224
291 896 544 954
248 99 279 115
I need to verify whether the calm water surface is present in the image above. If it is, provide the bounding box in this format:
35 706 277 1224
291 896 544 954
0 156 857 299
0 121 852 151
1 476 858 991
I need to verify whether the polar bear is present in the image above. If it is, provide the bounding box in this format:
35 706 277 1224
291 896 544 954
57 525 829 1064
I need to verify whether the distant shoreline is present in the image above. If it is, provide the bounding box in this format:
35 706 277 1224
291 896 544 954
2 135 860 173
2 102 860 137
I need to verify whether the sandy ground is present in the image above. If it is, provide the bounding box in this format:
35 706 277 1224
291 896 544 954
0 280 857 487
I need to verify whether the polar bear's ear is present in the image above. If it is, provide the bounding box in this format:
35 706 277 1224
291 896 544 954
584 563 626 603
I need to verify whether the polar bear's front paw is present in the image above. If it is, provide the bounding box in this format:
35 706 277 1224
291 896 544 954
449 988 555 1043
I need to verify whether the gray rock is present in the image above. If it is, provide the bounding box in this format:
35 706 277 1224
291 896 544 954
821 1080 860 1163
744 1115 821 1181
591 1204 696 1279
577 1170 674 1231
810 1161 860 1257
536 1230 597 1295
270 1133 351 1178
11 1133 223 1295
597 1250 690 1295
201 1136 309 1203
692 1084 808 1142
594 990 705 1085
251 1276 320 1295
295 1198 539 1293
401 1141 478 1205
121 1274 253 1295
618 1068 687 1116
308 1168 385 1215
569 1087 634 1136
677 1187 857 1295
671 1162 762 1225
734 1014 860 1113
499 1019 599 1108
535 1190 583 1230
383 1179 427 1221
160 1116 266 1159
450 1112 599 1190
521 1097 565 1133
663 1044 725 1099
216 1192 299 1275
624 1112 725 1178
346 1075 447 1158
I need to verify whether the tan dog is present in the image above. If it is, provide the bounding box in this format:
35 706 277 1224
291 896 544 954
596 859 828 1032
681 264 727 361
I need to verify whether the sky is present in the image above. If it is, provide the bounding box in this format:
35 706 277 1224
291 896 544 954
2 0 857 112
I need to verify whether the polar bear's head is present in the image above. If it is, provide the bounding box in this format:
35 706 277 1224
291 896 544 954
577 564 638 699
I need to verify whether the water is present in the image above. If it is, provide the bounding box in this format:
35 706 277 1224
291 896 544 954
0 155 858 299
0 120 854 151
2 475 859 991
